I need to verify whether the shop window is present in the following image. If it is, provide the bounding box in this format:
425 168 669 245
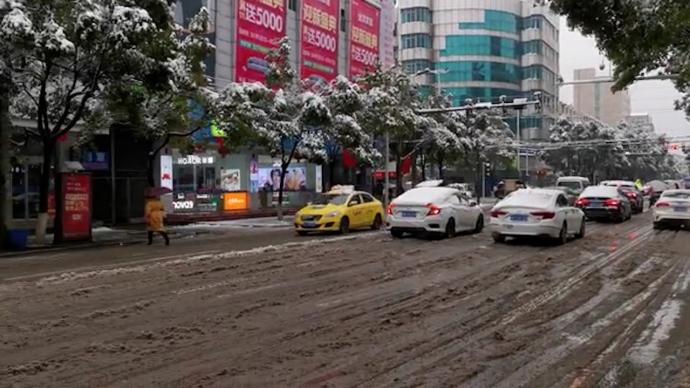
174 165 195 192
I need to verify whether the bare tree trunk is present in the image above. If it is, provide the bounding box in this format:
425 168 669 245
438 152 445 180
277 164 287 221
420 150 426 181
0 89 10 249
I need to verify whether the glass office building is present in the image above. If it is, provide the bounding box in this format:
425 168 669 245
398 0 560 140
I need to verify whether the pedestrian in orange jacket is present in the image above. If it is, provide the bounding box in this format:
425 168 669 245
144 195 169 246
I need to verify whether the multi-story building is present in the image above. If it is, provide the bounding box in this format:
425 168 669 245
398 0 560 140
625 114 655 133
573 68 631 126
7 0 399 227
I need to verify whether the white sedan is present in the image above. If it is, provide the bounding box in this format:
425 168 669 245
386 187 484 238
653 189 690 229
490 189 586 244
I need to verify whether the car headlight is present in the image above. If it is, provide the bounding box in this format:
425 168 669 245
326 211 340 218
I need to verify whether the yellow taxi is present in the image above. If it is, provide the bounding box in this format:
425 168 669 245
295 185 384 235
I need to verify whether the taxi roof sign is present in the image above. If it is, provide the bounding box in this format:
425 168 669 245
328 185 355 194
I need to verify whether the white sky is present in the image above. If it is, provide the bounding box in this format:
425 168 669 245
558 18 690 138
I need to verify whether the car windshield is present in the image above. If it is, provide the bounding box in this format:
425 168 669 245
312 194 349 205
557 181 581 190
662 192 690 199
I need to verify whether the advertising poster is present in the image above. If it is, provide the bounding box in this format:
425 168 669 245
258 167 307 191
315 165 323 193
160 155 173 190
379 0 396 69
235 0 286 83
221 168 242 191
250 155 260 193
61 173 92 240
348 0 380 79
300 0 339 85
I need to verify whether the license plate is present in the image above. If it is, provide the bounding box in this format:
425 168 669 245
401 211 417 218
589 201 603 208
510 214 528 222
303 221 316 228
674 207 687 212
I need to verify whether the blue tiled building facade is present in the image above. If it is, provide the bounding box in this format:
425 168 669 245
399 1 560 141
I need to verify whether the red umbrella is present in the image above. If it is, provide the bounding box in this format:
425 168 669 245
146 187 172 197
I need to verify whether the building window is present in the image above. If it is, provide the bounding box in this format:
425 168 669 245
289 0 297 11
400 7 432 23
441 35 519 59
459 10 519 34
438 61 520 84
401 33 432 49
402 59 431 74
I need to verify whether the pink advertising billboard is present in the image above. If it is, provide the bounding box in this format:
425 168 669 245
235 0 287 83
300 0 340 85
379 0 396 69
348 0 380 79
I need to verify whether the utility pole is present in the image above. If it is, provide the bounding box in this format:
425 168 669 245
383 130 390 211
516 108 521 175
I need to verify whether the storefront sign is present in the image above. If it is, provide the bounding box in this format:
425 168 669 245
224 192 249 211
300 0 339 85
160 155 173 190
172 200 195 210
348 0 380 79
61 173 92 241
235 0 286 83
176 155 214 165
172 193 221 213
221 169 241 191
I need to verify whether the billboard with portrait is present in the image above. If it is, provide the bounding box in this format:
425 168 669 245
258 167 307 191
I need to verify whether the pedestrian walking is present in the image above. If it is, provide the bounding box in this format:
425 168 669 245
144 192 169 246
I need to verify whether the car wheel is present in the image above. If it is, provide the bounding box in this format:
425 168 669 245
474 215 484 234
556 222 568 245
575 218 585 239
391 229 404 238
371 214 382 230
492 233 505 243
339 217 350 234
445 218 456 239
297 231 308 236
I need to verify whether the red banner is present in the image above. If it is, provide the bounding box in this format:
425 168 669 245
348 0 380 79
235 0 287 83
300 0 339 85
61 173 92 241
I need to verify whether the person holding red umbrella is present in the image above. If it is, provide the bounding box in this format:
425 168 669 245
144 189 169 246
